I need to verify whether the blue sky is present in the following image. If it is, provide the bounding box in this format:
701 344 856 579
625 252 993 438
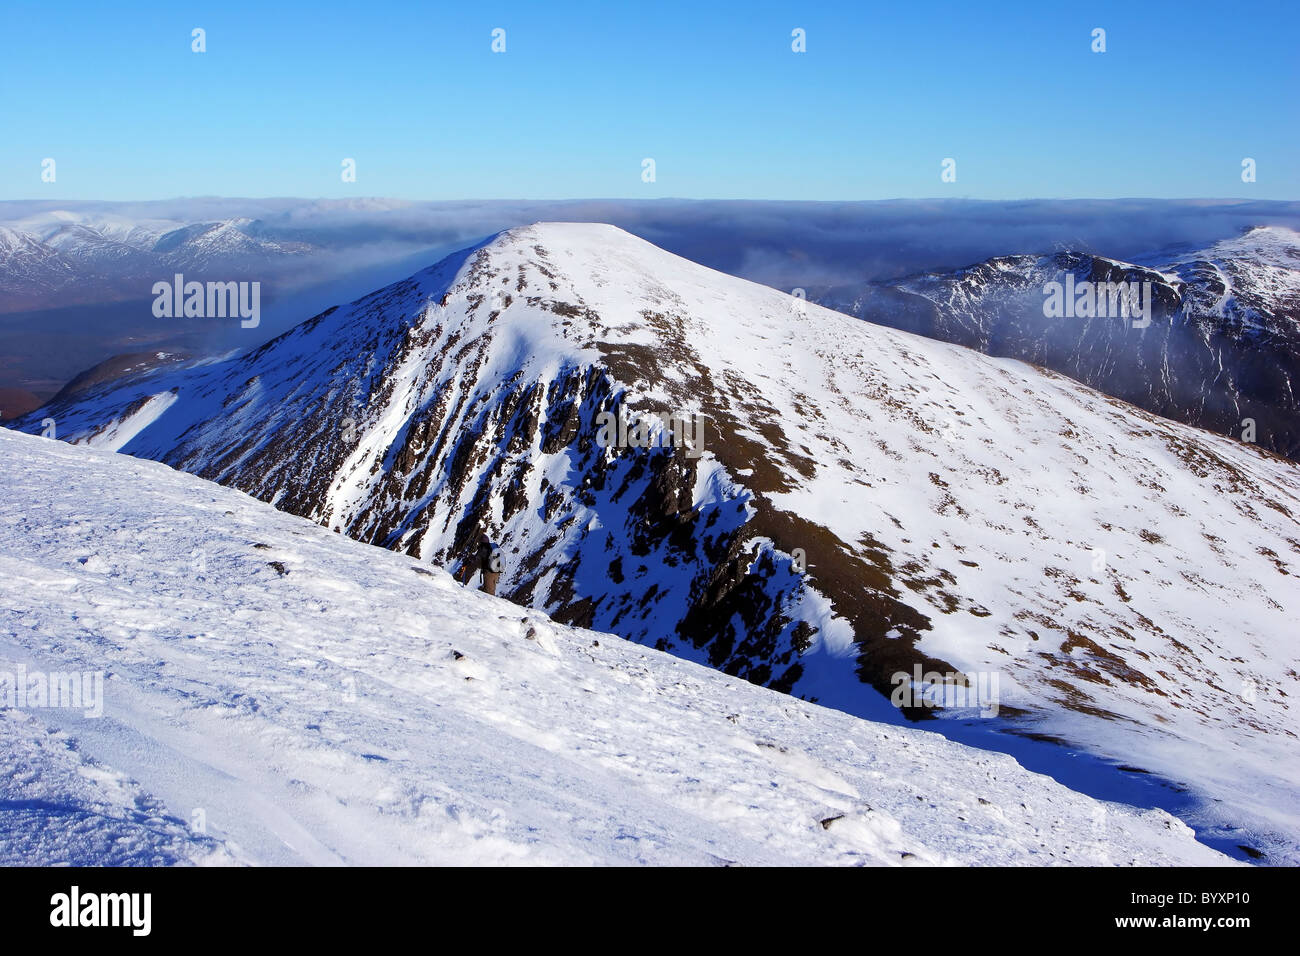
1 0 1295 200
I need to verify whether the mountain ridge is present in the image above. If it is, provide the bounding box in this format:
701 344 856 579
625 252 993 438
11 221 1300 860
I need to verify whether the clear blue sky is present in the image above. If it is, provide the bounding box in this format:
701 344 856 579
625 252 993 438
1 0 1295 200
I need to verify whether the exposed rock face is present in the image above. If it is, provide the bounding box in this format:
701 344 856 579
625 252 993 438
816 226 1300 462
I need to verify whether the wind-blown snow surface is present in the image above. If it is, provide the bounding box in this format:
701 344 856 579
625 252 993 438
0 429 1232 866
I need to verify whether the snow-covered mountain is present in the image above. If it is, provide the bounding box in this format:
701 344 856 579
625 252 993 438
0 225 79 301
147 217 313 269
818 226 1300 461
11 223 1300 861
0 211 313 311
0 426 1235 865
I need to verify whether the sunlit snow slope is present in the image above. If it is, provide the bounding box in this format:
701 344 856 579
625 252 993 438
0 428 1235 865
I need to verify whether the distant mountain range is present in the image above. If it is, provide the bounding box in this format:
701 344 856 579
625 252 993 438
0 213 314 312
12 222 1299 861
815 226 1300 461
5 196 1299 314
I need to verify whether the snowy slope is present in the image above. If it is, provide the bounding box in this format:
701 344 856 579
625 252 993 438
0 427 1233 866
12 223 1300 862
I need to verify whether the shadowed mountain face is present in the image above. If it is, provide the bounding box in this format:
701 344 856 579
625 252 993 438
10 223 1300 858
816 227 1300 461
0 388 42 421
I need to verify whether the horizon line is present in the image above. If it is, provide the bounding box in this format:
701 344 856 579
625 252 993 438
2 196 1297 207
